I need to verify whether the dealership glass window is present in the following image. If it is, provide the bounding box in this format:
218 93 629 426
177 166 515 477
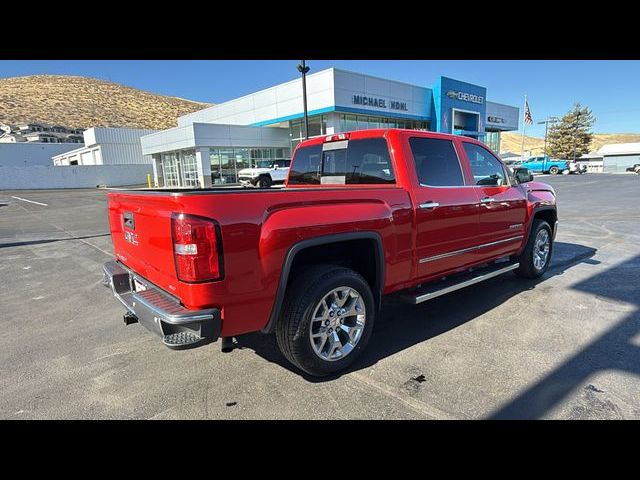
235 148 251 170
484 131 501 153
308 116 323 137
180 149 199 188
338 114 429 132
162 152 180 187
290 114 327 147
210 148 222 184
409 137 465 187
218 148 237 184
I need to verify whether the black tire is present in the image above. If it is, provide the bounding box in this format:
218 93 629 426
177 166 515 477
549 166 559 175
275 264 375 377
514 219 553 279
258 176 272 188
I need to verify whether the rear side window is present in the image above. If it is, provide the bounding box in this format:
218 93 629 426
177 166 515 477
288 144 322 184
288 138 395 185
463 142 508 186
409 137 464 186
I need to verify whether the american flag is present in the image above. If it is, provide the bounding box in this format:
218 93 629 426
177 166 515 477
524 99 533 125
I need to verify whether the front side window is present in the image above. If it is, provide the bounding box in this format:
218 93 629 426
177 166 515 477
409 137 464 187
463 142 508 186
288 138 395 185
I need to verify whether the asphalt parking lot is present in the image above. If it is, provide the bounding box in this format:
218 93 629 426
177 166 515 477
1 174 639 419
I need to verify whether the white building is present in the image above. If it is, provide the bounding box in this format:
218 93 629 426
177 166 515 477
0 142 85 167
141 67 520 189
53 127 158 166
597 143 640 173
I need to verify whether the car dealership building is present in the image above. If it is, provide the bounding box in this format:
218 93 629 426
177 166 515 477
140 68 520 188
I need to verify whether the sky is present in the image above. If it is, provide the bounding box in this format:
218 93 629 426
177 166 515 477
1 60 639 137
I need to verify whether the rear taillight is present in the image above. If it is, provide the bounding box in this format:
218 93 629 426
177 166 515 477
171 213 223 282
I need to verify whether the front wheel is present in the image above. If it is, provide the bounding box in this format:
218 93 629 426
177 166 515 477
258 176 272 188
514 219 553 279
549 166 560 175
276 265 375 377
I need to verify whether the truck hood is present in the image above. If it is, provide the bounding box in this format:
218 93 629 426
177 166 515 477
526 181 556 196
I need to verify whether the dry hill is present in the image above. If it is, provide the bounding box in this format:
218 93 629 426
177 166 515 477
501 132 640 156
0 75 211 130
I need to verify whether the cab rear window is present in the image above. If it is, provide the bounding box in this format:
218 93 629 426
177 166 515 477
288 138 395 185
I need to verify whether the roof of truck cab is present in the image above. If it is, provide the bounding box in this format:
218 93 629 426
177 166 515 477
296 128 472 148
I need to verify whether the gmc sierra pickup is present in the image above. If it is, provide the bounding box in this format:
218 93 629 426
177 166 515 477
103 129 557 376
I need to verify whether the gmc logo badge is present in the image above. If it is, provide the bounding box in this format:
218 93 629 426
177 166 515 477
124 230 139 246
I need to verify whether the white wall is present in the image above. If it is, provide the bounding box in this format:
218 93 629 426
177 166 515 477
140 123 290 156
176 68 337 127
0 143 85 166
83 127 158 147
0 164 153 189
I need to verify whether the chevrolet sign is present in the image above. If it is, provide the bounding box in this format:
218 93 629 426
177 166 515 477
446 90 484 105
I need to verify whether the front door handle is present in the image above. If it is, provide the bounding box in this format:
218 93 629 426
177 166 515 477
420 201 440 209
480 197 495 204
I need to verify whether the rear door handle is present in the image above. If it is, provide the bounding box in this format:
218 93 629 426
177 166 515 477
480 197 495 204
419 202 440 209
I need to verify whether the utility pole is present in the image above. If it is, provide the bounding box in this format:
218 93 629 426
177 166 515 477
297 60 310 139
537 116 559 157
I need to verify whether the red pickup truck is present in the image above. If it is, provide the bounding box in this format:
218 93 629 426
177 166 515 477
103 129 557 376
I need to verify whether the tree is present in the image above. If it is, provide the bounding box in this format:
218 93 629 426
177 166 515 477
547 103 595 160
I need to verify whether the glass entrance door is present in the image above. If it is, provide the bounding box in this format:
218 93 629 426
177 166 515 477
161 152 180 187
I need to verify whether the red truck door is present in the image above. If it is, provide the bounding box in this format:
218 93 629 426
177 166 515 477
405 135 482 279
459 141 528 260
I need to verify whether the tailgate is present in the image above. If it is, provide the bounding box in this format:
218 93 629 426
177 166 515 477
107 192 181 295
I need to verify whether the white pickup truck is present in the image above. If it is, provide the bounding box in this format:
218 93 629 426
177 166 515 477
238 159 291 188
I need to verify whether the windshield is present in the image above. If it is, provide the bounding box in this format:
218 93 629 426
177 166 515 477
256 160 273 168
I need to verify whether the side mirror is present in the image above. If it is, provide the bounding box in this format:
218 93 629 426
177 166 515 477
513 167 534 184
272 164 278 170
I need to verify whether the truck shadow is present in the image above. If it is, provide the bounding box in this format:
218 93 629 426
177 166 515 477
237 241 599 383
488 253 640 419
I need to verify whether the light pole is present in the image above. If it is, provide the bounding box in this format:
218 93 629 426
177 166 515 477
537 116 559 157
297 60 310 140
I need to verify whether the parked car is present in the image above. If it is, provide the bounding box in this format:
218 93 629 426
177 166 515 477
103 129 557 377
568 161 588 174
238 159 291 188
626 163 640 174
520 155 569 175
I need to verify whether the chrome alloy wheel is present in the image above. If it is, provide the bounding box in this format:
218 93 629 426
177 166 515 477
533 228 551 270
309 286 366 362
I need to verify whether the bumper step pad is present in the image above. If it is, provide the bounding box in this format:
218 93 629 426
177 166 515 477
162 331 205 349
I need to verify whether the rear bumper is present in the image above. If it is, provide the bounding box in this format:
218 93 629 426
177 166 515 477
102 261 221 349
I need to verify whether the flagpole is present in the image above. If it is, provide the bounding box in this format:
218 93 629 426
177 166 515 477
520 93 527 158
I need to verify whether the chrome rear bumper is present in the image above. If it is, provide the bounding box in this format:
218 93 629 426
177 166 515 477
102 261 221 349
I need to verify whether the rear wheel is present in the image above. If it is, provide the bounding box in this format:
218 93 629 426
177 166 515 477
276 265 375 377
549 166 560 175
514 219 553 279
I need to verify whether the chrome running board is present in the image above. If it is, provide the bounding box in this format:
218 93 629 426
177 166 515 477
401 262 520 305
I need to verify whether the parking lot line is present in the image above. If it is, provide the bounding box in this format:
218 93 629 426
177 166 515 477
11 196 48 207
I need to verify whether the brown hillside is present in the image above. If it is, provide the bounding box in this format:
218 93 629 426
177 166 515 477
0 75 211 130
501 132 640 156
